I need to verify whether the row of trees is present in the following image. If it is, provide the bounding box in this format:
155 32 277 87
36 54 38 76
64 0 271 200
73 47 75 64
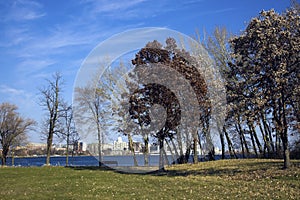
0 73 80 166
206 8 299 169
72 6 300 170
1 5 299 169
73 7 299 170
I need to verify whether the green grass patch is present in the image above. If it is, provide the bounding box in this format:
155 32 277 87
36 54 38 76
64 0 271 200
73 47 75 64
0 159 299 199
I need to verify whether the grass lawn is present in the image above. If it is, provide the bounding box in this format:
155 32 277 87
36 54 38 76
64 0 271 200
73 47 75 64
0 159 299 199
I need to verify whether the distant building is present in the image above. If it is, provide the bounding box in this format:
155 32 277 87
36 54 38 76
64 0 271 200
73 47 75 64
87 143 113 155
113 137 128 151
26 143 47 150
74 141 87 153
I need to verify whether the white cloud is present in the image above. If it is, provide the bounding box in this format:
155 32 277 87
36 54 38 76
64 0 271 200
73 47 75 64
90 0 146 13
16 59 56 76
199 8 236 16
4 0 46 22
4 0 46 21
0 84 25 96
0 26 33 47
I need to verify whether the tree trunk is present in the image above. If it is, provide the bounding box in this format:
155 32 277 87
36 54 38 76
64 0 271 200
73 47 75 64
162 144 169 166
249 129 258 157
170 138 180 162
224 127 237 158
280 93 290 169
1 145 9 166
128 133 138 166
11 150 15 166
177 130 184 160
46 127 54 165
273 91 290 169
197 132 203 158
258 118 271 157
282 134 290 169
235 123 245 158
66 134 69 167
216 120 225 159
262 113 274 156
241 131 250 157
159 139 165 171
166 139 176 164
248 122 258 157
250 122 263 155
143 135 149 166
237 118 250 157
97 123 102 167
193 136 198 163
219 130 225 159
275 133 281 157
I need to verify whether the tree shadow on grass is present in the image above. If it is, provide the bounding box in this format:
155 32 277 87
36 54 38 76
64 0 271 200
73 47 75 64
67 164 242 177
159 167 243 177
67 165 115 171
67 159 300 177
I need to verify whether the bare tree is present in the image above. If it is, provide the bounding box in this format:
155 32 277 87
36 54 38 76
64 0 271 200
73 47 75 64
57 104 79 166
200 27 234 159
0 102 35 166
74 84 105 166
39 72 64 165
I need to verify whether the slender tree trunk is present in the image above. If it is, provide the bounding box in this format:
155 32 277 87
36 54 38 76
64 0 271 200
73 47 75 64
262 113 274 156
162 144 169 166
66 134 69 167
205 129 215 161
128 133 138 166
46 123 54 165
97 123 102 167
143 134 149 166
247 122 258 157
235 123 245 158
276 112 290 168
280 92 290 169
258 118 271 157
198 133 204 159
216 120 225 159
11 150 14 166
219 130 225 159
176 129 184 164
250 122 263 155
249 128 258 157
159 138 165 171
268 127 275 155
193 136 198 163
170 138 180 162
275 133 281 157
1 145 9 166
282 133 290 169
241 131 250 157
166 139 176 164
223 127 237 158
237 118 249 157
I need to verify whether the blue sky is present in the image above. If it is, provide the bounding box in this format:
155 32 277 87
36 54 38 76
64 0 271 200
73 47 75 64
0 0 292 143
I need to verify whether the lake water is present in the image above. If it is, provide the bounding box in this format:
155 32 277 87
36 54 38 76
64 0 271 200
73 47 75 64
1 154 231 167
1 155 167 167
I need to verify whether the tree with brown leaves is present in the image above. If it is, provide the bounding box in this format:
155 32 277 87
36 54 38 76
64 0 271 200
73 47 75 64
230 9 299 168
